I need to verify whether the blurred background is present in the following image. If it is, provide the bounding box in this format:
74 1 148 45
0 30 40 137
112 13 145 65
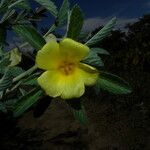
0 0 150 149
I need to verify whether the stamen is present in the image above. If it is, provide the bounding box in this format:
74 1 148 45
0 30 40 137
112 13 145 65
58 61 75 75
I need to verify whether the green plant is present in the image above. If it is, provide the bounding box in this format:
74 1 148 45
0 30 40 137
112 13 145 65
0 0 132 125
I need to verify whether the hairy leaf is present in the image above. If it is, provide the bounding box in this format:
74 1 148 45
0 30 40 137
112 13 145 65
10 67 24 77
13 25 46 50
66 5 83 40
0 57 10 74
95 72 132 94
86 17 117 46
0 9 15 23
23 77 38 86
12 0 31 10
56 0 69 26
90 48 110 55
22 73 39 86
0 69 13 92
83 50 104 67
34 0 58 17
0 0 11 13
73 104 88 125
13 88 44 117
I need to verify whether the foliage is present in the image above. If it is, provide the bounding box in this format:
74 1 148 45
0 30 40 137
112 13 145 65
0 0 133 125
95 72 132 94
34 0 58 17
66 5 83 40
85 17 117 46
13 88 44 117
13 25 46 50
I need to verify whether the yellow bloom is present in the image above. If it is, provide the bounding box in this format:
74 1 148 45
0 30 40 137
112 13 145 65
36 38 98 99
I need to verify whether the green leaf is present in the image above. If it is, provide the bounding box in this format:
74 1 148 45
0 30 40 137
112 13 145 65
73 104 88 125
86 17 117 46
10 0 31 10
14 10 26 23
0 69 13 92
10 67 24 77
13 25 46 50
8 0 25 9
9 48 22 67
43 0 69 35
56 0 69 26
90 48 110 55
34 0 58 17
0 0 11 13
22 74 38 86
0 9 15 23
13 88 44 117
23 77 37 86
0 99 17 112
83 49 104 67
0 57 10 74
21 72 39 86
78 31 90 41
95 72 132 94
19 88 27 96
66 5 83 40
0 0 5 8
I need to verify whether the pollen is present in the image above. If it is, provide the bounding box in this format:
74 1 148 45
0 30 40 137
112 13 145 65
58 61 75 75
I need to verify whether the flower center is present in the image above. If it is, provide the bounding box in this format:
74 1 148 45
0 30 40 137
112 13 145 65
58 61 75 75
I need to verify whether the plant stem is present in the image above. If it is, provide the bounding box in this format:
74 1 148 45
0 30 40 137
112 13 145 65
44 24 56 37
13 65 38 83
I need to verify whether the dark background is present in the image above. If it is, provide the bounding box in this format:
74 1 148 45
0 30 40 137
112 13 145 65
0 0 150 150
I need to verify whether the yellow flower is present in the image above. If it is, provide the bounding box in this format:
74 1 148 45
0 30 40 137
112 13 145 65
36 38 98 99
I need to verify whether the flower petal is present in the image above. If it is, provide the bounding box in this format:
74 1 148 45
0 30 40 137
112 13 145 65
59 72 85 99
78 63 99 85
36 40 61 70
37 71 61 98
59 38 89 61
38 69 85 99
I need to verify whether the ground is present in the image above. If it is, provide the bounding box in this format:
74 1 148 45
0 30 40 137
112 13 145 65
0 57 150 150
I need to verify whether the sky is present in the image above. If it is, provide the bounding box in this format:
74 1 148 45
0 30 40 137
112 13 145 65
6 0 150 48
61 0 150 18
36 0 150 31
